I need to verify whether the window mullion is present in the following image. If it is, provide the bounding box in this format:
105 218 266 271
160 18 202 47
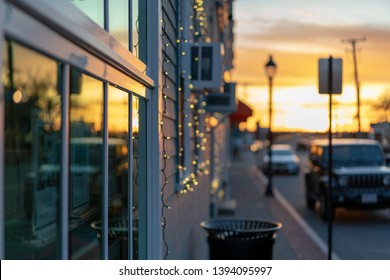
60 63 70 260
104 0 109 31
0 0 5 258
128 94 134 260
129 0 133 52
102 82 109 260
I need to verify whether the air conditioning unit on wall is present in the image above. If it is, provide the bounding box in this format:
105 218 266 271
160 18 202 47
205 82 236 113
190 42 223 90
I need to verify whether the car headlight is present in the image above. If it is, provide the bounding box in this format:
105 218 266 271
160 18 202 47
337 176 349 188
383 175 390 186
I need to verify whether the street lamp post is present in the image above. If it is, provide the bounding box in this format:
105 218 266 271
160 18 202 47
264 55 277 196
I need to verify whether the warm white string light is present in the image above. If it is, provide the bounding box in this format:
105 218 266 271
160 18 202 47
160 15 171 259
177 0 212 194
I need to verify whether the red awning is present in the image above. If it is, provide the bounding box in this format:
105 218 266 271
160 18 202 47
229 100 253 124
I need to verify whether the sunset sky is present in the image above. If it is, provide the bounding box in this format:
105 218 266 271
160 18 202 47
232 0 390 132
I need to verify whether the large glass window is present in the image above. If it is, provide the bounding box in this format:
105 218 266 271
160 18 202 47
132 0 140 56
102 90 147 260
107 86 129 259
69 0 142 57
3 41 60 259
109 0 130 49
69 71 103 260
132 95 147 259
2 0 152 260
69 0 104 28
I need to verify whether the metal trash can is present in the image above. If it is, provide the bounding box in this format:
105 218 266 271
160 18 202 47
91 219 129 259
200 219 282 260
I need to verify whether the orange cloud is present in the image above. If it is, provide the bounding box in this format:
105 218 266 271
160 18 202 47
234 23 390 87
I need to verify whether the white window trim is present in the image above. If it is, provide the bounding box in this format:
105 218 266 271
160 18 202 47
145 0 163 260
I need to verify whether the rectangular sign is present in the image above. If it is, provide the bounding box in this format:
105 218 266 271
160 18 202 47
206 83 236 113
318 57 342 94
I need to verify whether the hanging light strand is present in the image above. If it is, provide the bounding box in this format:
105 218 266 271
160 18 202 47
176 0 211 194
160 15 171 260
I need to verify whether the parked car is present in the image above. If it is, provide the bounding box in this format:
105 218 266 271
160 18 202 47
260 144 300 175
305 138 390 221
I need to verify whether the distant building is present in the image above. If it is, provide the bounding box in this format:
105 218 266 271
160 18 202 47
0 0 235 259
370 122 390 152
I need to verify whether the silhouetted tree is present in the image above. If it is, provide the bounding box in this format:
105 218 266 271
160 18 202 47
371 89 390 123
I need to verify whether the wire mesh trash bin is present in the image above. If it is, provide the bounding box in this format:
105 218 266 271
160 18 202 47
200 219 282 260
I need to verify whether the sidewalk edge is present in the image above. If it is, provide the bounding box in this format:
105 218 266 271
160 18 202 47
252 165 341 260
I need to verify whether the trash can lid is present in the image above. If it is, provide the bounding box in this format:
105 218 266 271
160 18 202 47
200 219 282 239
91 218 128 233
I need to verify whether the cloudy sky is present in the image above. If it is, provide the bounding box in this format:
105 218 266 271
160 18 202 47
232 0 390 132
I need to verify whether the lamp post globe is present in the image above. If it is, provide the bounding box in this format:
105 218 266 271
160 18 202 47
265 55 277 79
264 55 277 196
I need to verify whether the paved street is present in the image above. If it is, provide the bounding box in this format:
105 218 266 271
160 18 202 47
275 151 390 260
221 145 390 260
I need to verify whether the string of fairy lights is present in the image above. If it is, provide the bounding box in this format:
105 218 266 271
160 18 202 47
177 0 211 194
160 12 171 259
160 0 213 259
193 0 208 41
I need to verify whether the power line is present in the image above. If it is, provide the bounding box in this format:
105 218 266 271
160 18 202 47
341 37 366 135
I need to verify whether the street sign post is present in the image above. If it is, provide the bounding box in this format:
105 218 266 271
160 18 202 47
318 56 342 260
319 57 342 94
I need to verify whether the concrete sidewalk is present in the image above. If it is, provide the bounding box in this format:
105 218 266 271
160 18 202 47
217 150 329 260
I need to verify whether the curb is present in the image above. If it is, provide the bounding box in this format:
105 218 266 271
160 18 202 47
252 165 341 260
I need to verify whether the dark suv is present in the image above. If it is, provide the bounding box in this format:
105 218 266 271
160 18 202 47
305 138 390 221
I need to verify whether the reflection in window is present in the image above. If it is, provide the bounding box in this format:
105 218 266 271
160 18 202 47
69 0 104 28
69 0 143 58
132 95 146 259
132 0 140 56
109 0 129 50
69 71 103 260
3 41 60 259
132 96 139 259
107 86 129 259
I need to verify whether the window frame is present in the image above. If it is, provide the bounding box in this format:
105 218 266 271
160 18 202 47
5 0 153 95
0 0 155 259
0 0 6 260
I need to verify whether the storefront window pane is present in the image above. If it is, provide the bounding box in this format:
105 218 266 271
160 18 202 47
132 95 147 259
69 71 103 260
69 0 104 28
69 0 143 59
109 0 130 50
3 41 60 259
132 0 140 57
107 86 129 259
132 96 139 259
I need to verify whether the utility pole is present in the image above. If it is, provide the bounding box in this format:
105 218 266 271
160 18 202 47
341 37 366 135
